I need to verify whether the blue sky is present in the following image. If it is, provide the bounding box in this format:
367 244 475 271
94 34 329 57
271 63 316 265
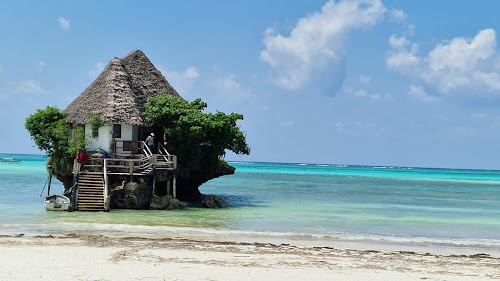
2 0 500 169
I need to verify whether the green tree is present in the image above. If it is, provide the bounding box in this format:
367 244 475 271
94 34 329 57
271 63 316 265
25 106 85 170
145 95 250 196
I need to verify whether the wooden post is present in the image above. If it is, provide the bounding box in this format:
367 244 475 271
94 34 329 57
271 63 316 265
47 169 53 196
166 176 171 196
72 159 80 211
104 159 109 212
173 156 178 169
72 174 78 211
152 174 156 197
173 173 177 199
129 161 134 182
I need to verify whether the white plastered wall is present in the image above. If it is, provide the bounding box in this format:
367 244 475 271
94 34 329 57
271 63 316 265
85 124 113 152
114 124 138 154
85 124 139 154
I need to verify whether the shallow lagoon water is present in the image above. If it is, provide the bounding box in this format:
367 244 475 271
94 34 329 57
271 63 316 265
1 154 499 256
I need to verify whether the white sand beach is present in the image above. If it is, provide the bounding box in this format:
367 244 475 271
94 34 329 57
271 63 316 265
1 234 499 281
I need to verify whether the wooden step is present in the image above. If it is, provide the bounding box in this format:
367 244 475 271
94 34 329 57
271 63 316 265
78 188 103 192
77 192 103 196
78 192 104 198
78 178 103 182
78 183 103 186
78 187 104 191
78 201 104 204
78 201 104 205
77 193 103 197
77 197 104 200
77 196 104 200
78 206 104 209
77 205 104 209
79 174 102 177
77 199 104 203
78 177 103 181
78 191 103 195
78 186 104 191
78 184 103 187
78 186 103 189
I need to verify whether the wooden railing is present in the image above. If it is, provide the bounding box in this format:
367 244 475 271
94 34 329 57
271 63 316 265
74 155 176 177
140 141 153 157
158 143 170 155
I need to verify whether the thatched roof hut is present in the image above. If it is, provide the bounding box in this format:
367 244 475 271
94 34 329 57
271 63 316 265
65 50 182 126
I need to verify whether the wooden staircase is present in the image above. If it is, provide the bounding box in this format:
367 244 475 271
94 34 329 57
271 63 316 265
156 155 172 169
76 173 106 211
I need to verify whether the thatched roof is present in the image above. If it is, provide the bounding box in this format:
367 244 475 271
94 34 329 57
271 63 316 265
65 50 182 126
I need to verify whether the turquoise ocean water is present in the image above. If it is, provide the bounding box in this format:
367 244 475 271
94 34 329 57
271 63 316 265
1 153 499 256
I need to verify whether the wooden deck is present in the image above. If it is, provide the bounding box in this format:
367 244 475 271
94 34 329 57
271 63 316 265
71 142 178 211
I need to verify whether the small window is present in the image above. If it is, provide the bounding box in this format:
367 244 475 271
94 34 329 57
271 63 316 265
92 127 99 138
113 124 121 138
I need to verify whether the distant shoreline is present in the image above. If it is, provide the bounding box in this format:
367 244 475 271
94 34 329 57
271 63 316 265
3 151 500 171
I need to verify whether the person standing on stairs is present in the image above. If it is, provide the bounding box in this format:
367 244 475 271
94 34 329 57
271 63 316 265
75 148 89 172
146 133 156 154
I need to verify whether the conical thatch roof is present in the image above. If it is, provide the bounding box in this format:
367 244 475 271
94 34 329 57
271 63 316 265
65 50 182 126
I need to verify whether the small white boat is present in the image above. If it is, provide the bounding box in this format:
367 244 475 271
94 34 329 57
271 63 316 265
0 158 21 164
44 194 71 211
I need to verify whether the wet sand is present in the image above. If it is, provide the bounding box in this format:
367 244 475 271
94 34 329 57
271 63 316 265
1 234 499 280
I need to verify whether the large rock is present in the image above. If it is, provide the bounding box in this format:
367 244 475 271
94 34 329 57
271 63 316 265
110 179 151 209
201 195 223 208
150 195 172 210
176 161 235 199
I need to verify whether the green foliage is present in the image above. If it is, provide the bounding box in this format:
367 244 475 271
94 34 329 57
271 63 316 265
145 95 250 168
25 106 85 170
68 126 87 156
90 116 106 131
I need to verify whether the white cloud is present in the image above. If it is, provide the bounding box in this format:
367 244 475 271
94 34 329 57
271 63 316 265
354 89 367 97
260 0 386 93
386 34 419 69
389 9 407 22
351 87 390 101
359 75 371 84
58 17 70 31
427 29 495 73
19 80 44 94
279 119 295 127
38 61 45 72
158 66 199 97
387 29 500 97
408 85 439 103
213 73 252 105
406 24 415 36
88 62 105 78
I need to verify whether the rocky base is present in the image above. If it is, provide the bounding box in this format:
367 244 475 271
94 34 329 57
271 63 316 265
109 180 189 210
150 195 188 210
201 195 224 208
